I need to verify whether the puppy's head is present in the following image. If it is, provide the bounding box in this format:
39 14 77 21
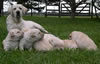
69 31 80 40
24 29 44 42
9 29 23 40
8 4 27 19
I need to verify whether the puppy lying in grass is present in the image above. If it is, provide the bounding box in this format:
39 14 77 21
23 29 64 51
33 34 53 51
34 34 64 51
69 31 98 50
3 29 23 51
19 29 44 51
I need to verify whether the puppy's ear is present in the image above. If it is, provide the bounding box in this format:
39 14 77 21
39 32 44 37
69 34 72 40
9 32 15 38
22 31 24 35
22 5 28 14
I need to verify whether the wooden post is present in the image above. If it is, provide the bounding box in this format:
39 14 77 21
91 0 93 19
38 1 40 15
61 3 62 17
58 0 61 18
31 0 33 16
94 6 98 19
0 0 3 17
45 0 47 17
89 3 91 16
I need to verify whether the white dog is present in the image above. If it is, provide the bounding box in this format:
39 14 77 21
29 29 64 51
3 29 23 51
63 40 78 49
44 34 64 50
6 4 48 33
69 31 97 50
34 34 64 51
19 29 44 51
34 35 53 51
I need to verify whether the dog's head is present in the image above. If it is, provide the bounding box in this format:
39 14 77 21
24 29 44 42
9 29 23 41
69 31 80 40
8 4 27 19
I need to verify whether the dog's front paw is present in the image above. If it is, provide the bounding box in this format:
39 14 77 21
4 47 9 51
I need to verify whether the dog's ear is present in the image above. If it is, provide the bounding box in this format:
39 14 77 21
39 32 44 38
9 32 15 38
22 5 28 14
8 5 13 14
69 34 72 40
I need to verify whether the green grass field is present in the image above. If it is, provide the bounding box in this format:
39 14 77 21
0 16 100 64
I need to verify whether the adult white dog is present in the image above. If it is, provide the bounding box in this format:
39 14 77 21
3 29 23 51
69 31 97 50
6 4 48 33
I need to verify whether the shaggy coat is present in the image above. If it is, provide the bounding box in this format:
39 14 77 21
69 31 97 50
3 29 23 51
19 29 44 51
6 4 48 33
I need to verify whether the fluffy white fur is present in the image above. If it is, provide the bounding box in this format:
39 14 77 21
6 4 48 33
34 36 53 51
19 29 44 51
3 29 23 51
43 34 64 50
31 30 64 51
69 31 97 50
63 40 78 49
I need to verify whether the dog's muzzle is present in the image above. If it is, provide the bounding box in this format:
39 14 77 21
16 11 20 18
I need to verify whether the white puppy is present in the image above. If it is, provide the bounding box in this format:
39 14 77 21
69 31 97 50
6 4 48 33
43 34 64 50
34 34 64 51
30 30 64 51
34 35 53 51
19 29 44 51
63 40 78 49
3 29 23 51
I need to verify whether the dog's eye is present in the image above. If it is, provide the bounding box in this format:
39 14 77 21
13 8 16 10
19 7 22 10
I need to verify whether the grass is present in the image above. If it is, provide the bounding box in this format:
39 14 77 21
0 16 100 64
